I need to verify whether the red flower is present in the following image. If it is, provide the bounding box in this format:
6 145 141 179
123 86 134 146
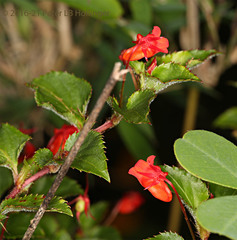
18 127 36 163
117 191 144 214
119 26 169 66
128 155 172 202
47 124 79 156
147 58 157 75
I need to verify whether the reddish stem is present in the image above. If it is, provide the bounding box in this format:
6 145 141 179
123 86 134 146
119 73 126 107
95 120 114 133
165 179 196 240
6 167 50 199
0 217 8 240
128 66 138 90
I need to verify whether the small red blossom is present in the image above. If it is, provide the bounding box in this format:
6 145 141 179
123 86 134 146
18 127 36 163
128 155 172 202
147 58 157 75
47 124 79 156
119 26 169 66
117 191 144 214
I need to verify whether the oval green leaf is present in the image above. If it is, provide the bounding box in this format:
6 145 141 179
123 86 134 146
146 231 184 240
174 130 237 189
196 195 237 240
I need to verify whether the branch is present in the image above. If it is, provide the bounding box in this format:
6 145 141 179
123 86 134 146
22 62 128 240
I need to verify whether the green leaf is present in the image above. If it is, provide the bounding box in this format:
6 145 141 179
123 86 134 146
30 176 83 198
146 231 184 240
0 194 72 216
161 165 209 210
209 183 237 197
82 226 121 240
1 213 45 239
51 0 123 20
196 196 237 240
0 123 30 178
29 71 92 129
32 148 54 168
151 62 200 83
214 106 237 130
0 167 13 198
108 90 156 124
129 61 145 74
117 120 157 160
130 0 152 25
174 130 237 189
80 201 109 230
65 131 110 182
156 50 219 69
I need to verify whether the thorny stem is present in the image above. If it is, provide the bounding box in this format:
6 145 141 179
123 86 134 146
22 62 128 240
6 167 51 199
165 179 196 240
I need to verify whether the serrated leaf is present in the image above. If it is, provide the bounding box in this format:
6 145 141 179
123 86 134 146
108 90 156 124
151 62 200 83
161 165 209 210
65 131 110 182
32 148 54 168
174 130 237 189
51 0 123 20
145 231 184 240
141 75 186 94
214 106 237 130
0 124 30 179
30 175 83 198
196 196 237 240
0 194 72 216
156 49 219 69
29 71 92 129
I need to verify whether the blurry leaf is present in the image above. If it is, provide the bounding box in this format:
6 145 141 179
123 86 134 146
52 0 123 20
214 107 237 130
108 90 156 124
30 176 83 198
117 120 157 160
151 63 200 82
82 226 121 240
1 213 44 239
129 61 145 74
146 231 184 240
0 167 13 198
161 165 209 210
80 201 109 231
52 229 72 240
29 71 92 129
65 131 110 182
130 0 152 26
152 1 186 32
0 123 30 178
209 183 237 197
32 148 54 168
0 194 72 216
196 196 237 240
174 130 237 189
156 50 219 69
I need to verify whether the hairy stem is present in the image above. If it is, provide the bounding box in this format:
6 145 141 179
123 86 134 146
165 179 196 240
6 167 51 199
22 62 128 240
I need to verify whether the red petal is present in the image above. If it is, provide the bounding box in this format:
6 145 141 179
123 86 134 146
151 26 161 37
148 181 172 202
